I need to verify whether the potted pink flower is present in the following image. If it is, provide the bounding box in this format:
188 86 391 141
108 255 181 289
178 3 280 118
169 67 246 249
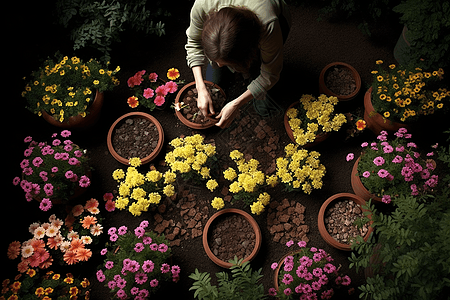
347 127 439 203
13 130 92 210
7 198 103 272
270 240 352 299
97 221 180 299
126 68 183 110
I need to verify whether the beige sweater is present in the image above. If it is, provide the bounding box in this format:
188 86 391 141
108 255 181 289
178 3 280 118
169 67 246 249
185 0 290 100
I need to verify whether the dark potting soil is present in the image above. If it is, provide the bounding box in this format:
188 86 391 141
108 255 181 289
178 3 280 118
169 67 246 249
208 213 256 262
325 67 357 95
181 84 226 124
112 117 159 159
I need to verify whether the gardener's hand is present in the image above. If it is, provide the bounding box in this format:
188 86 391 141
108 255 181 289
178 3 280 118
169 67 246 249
215 101 240 128
197 86 215 118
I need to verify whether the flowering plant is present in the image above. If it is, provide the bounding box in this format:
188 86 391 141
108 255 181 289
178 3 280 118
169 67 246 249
346 128 439 203
165 134 218 191
22 54 120 122
222 150 270 215
275 143 326 195
13 130 91 210
270 241 352 299
127 68 183 110
97 222 180 299
370 60 449 122
7 198 103 272
1 268 90 300
287 94 347 146
112 157 176 216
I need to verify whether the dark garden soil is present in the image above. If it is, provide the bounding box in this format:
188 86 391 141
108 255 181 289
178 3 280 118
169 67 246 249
180 83 226 125
112 117 159 159
208 213 256 262
5 1 449 300
325 66 357 95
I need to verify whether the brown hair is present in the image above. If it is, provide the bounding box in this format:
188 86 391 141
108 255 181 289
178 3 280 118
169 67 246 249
202 6 263 73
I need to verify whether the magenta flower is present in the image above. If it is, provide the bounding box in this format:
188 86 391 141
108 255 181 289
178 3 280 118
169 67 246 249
101 248 108 255
108 281 116 290
142 260 154 273
61 130 71 137
20 159 30 169
392 155 403 164
96 270 106 282
161 263 170 274
346 153 354 161
64 144 73 152
134 226 145 238
143 236 152 245
362 171 370 178
286 240 294 247
396 145 405 152
312 267 323 277
143 88 155 99
297 241 307 248
105 261 114 269
118 226 128 235
150 243 158 251
39 198 52 211
383 145 394 153
135 272 148 284
79 175 90 188
341 275 351 286
74 150 83 158
12 177 20 186
43 183 54 196
407 142 417 148
373 156 385 166
158 243 168 253
24 136 33 143
323 263 336 274
377 169 389 178
149 279 159 288
271 262 278 270
108 227 117 235
24 148 33 157
165 81 178 93
171 265 181 276
268 288 277 296
65 170 74 179
52 139 61 146
110 234 118 242
140 220 149 228
382 195 391 204
312 281 322 291
283 288 292 296
32 157 43 167
134 243 144 253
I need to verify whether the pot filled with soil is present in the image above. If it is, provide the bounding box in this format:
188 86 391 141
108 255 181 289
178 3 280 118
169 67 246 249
318 193 373 251
319 62 361 101
202 208 262 268
107 112 164 165
174 81 226 129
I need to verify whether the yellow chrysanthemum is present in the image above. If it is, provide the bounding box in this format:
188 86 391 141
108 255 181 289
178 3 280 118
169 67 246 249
211 197 224 210
206 179 218 191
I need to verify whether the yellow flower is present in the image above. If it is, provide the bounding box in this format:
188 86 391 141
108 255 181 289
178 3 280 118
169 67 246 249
230 150 244 161
379 94 386 100
206 179 218 191
266 175 278 187
148 192 161 204
383 111 390 118
250 201 265 215
113 169 125 180
437 103 443 109
93 80 99 85
257 192 271 206
377 75 384 82
376 60 383 65
164 171 176 184
129 157 142 167
211 197 224 210
146 170 162 182
163 185 175 197
99 69 105 74
223 168 237 181
167 68 180 80
389 64 396 69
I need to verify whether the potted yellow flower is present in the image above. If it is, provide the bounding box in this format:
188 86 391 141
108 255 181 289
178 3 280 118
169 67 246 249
364 60 449 134
22 54 120 128
285 94 347 147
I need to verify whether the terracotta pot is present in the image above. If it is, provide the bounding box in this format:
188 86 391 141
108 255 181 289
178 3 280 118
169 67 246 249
107 112 164 165
351 157 383 203
42 90 104 129
318 193 373 251
202 208 262 268
284 102 331 148
174 81 226 129
273 250 298 293
319 62 361 101
363 87 409 135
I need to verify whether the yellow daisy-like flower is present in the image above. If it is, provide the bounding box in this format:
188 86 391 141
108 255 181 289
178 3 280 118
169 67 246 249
377 75 384 82
376 60 383 65
211 197 224 210
164 171 176 184
383 111 390 118
129 157 142 167
250 201 265 215
223 167 237 181
163 185 175 197
206 179 218 191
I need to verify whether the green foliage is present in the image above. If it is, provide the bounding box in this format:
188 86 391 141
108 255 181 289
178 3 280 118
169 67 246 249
189 257 266 300
56 0 169 62
349 135 450 299
393 0 450 69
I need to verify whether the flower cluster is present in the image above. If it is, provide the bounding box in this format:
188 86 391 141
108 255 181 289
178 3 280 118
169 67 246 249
112 158 176 216
223 150 270 215
7 199 103 272
127 68 183 110
13 130 91 210
97 222 180 299
287 94 347 146
275 144 326 195
269 241 351 299
347 128 438 203
22 54 120 122
371 60 449 122
1 268 90 300
165 134 218 191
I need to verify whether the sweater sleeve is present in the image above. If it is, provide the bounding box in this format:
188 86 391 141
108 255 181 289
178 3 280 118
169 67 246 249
185 0 208 68
247 19 284 100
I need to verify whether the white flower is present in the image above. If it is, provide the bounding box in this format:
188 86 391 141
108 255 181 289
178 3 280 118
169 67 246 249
21 245 34 258
60 241 71 253
29 222 40 234
33 226 46 239
81 236 93 245
90 224 103 236
67 230 79 240
46 225 59 237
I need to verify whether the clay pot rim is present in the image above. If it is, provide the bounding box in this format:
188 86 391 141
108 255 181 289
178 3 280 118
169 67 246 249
351 156 383 203
284 101 331 147
318 193 373 251
202 208 262 268
174 81 226 129
319 62 362 101
107 112 164 165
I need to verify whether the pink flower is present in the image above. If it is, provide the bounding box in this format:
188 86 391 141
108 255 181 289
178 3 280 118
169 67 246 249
154 95 165 106
383 145 394 153
313 267 323 277
108 227 117 235
24 136 33 143
323 263 336 274
96 270 106 282
61 130 71 137
44 183 53 196
148 72 158 82
118 226 128 235
312 281 322 290
382 195 391 204
13 177 20 186
297 241 307 248
142 260 154 273
165 81 178 93
134 243 144 253
105 261 114 269
286 240 294 247
271 262 278 270
143 237 152 245
79 175 91 188
134 226 145 238
346 153 354 161
341 275 351 286
39 198 52 211
161 263 170 274
268 288 277 296
140 220 149 228
283 288 292 296
65 170 74 179
24 148 33 157
407 142 417 148
361 142 368 147
155 85 169 97
362 171 370 178
377 169 389 178
32 157 43 167
392 155 403 163
373 156 385 166
135 272 148 284
68 157 79 165
110 234 118 242
65 144 73 152
51 167 58 173
143 88 155 99
158 243 168 253
149 279 159 287
101 248 108 255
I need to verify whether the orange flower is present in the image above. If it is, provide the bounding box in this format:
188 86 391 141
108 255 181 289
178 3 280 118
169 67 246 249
84 198 99 210
167 68 180 80
64 276 74 284
47 236 63 250
127 96 139 108
75 248 92 262
81 216 97 229
356 119 366 131
7 241 21 259
63 251 78 265
69 239 84 252
35 287 45 297
30 239 45 251
70 286 79 296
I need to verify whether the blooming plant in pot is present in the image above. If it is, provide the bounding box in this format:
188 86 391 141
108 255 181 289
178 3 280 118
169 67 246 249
7 198 103 272
22 54 120 123
97 221 180 299
347 128 439 204
127 68 183 110
270 240 352 299
0 268 90 300
370 60 448 123
222 150 271 215
286 94 347 146
13 130 91 210
275 143 326 195
111 157 177 216
165 134 219 192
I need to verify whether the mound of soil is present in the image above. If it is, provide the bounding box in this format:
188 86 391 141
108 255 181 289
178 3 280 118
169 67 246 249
325 67 357 95
181 84 226 124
